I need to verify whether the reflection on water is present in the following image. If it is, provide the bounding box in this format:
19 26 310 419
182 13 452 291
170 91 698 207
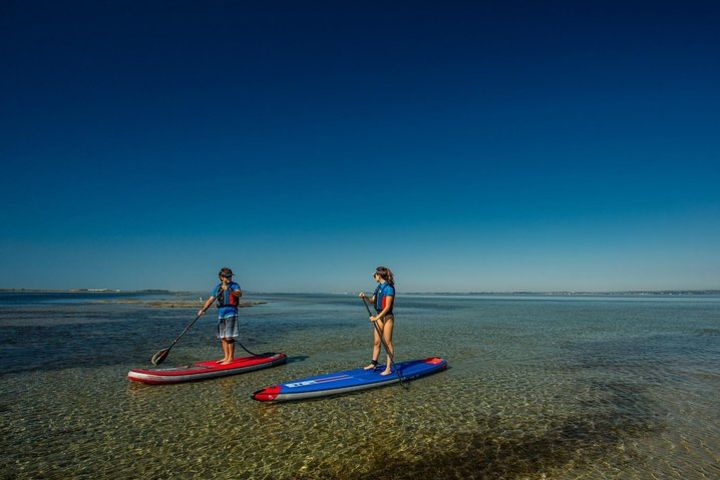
1 293 720 479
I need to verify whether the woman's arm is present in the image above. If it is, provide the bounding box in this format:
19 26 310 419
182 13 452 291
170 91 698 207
359 292 376 303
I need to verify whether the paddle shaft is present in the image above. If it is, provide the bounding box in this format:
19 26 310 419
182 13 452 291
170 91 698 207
362 297 406 387
160 311 205 356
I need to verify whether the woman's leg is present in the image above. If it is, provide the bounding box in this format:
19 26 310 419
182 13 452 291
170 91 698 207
364 325 382 369
380 317 394 376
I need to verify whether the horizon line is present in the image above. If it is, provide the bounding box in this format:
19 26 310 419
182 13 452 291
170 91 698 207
2 288 720 296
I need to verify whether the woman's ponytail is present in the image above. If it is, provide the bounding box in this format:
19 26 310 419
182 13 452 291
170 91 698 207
375 266 394 286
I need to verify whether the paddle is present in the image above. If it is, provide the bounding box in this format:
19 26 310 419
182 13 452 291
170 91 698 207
361 297 407 389
150 308 207 365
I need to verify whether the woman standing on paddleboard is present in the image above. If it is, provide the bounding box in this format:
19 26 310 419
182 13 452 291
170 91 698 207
198 267 242 365
359 266 396 376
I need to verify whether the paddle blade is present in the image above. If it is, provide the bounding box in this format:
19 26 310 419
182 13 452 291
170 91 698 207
150 348 169 366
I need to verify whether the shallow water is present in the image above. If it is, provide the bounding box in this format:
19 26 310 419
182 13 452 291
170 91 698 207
1 292 719 479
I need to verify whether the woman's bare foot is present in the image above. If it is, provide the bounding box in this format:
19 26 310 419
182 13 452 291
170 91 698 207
219 359 233 365
380 368 392 376
363 363 377 370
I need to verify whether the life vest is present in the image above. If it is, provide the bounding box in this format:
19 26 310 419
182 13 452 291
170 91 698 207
216 282 241 308
374 283 395 313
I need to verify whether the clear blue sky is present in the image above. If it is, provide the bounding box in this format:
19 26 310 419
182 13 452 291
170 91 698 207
1 1 718 292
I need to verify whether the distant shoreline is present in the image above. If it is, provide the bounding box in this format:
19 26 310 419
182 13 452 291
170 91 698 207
403 290 720 296
2 288 718 296
95 298 267 308
0 288 175 294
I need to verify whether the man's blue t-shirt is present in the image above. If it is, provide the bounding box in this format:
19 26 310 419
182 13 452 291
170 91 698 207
212 282 241 318
374 283 395 314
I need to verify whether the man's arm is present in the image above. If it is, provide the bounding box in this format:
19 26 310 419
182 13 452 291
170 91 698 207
198 295 215 316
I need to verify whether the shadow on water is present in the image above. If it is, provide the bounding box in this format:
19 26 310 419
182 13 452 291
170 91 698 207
698 328 720 336
291 381 663 480
286 355 310 364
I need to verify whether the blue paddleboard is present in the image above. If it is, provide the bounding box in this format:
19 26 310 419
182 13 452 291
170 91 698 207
252 357 447 402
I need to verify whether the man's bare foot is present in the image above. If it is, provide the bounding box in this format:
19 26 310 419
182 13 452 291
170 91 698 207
219 359 233 365
216 359 226 364
380 369 392 376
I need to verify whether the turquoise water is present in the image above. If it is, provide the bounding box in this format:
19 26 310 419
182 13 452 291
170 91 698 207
1 292 719 479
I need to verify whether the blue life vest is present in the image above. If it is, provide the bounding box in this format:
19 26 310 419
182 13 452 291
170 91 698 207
374 283 395 313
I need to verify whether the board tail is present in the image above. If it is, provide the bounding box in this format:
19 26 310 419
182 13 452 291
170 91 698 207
252 385 281 401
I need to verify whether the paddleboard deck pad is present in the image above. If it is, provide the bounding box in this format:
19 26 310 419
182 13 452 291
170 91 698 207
252 356 447 402
128 352 287 385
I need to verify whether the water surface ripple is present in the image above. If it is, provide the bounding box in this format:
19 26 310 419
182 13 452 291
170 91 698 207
1 293 719 479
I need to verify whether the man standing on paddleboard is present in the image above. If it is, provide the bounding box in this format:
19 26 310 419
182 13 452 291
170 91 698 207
198 268 242 365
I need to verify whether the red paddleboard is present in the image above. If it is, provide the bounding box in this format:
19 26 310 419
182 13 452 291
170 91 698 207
128 352 287 385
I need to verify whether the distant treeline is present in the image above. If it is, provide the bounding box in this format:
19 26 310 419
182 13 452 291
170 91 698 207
404 290 720 296
0 288 172 293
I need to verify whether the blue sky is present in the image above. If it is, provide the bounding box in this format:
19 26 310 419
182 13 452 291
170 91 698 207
1 1 718 292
